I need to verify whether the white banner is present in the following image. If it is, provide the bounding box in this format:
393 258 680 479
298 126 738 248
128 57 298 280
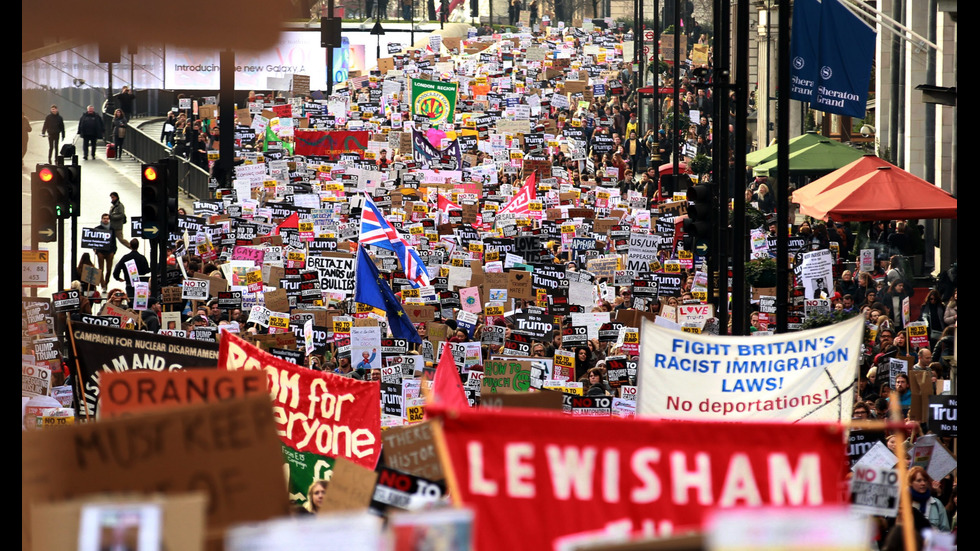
637 315 865 422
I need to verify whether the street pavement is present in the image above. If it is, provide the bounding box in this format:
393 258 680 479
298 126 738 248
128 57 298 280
22 117 191 298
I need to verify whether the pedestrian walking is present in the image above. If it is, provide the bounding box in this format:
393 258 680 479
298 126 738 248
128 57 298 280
111 109 128 161
41 105 66 164
109 191 131 250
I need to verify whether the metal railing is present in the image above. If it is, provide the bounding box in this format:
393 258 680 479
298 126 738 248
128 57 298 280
120 116 213 202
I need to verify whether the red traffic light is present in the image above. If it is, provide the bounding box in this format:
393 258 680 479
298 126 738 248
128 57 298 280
143 166 159 181
38 167 55 182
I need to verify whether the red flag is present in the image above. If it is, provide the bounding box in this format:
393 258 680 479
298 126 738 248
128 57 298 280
497 171 536 215
272 212 299 236
430 342 469 411
437 193 462 214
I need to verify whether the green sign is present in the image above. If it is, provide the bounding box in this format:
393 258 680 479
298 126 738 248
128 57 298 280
411 78 458 126
282 443 335 505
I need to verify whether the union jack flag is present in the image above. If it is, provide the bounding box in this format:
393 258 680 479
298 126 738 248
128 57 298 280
359 195 431 288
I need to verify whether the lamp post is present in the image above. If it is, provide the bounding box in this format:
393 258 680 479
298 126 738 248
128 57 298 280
372 2 386 62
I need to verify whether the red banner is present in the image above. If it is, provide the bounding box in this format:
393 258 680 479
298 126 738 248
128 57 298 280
218 332 382 469
436 407 847 550
294 129 369 158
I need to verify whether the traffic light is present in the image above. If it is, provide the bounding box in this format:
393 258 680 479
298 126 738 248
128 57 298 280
63 163 81 218
141 162 167 240
161 157 179 231
682 181 713 252
321 16 342 48
31 166 60 242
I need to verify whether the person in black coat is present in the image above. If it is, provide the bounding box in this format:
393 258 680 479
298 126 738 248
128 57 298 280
77 105 105 160
141 297 162 332
115 86 136 119
112 239 151 298
41 105 66 163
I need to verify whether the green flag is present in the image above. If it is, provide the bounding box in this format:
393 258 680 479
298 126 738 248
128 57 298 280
264 125 294 156
411 78 458 127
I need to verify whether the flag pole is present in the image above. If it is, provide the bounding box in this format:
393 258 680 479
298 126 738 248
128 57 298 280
429 414 465 506
65 318 93 421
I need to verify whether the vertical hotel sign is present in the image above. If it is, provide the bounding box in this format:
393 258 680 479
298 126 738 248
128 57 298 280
790 0 875 118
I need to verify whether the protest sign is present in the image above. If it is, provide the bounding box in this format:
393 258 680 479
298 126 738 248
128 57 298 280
435 407 846 551
97 369 267 418
382 420 444 481
68 321 220 418
22 394 290 550
637 315 864 421
849 466 900 517
320 456 379 513
218 331 382 468
482 359 532 394
927 395 957 437
281 443 336 506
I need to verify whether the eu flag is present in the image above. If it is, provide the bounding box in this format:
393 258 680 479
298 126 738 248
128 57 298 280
354 246 422 344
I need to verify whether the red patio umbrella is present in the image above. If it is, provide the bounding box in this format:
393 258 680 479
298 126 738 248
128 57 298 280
792 154 893 204
798 165 957 222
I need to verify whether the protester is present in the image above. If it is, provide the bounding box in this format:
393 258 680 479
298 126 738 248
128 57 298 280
94 213 117 289
112 239 150 298
907 466 951 532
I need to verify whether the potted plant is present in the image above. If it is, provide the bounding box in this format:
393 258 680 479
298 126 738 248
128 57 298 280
689 153 711 182
745 257 778 288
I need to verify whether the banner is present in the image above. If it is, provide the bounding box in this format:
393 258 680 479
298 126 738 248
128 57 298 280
412 130 463 170
790 0 876 118
294 129 369 157
812 0 876 118
788 0 822 103
637 315 865 422
411 78 458 126
435 407 847 550
218 331 382 469
69 321 219 418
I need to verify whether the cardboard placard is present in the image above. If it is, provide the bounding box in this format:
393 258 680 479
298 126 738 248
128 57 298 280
320 457 379 513
482 359 533 394
382 421 444 481
508 270 534 300
405 304 436 324
908 369 933 422
31 493 208 551
193 271 228 296
263 288 290 314
22 394 290 549
161 286 184 305
97 370 268 418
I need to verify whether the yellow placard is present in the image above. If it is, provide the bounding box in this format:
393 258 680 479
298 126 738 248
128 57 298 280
268 315 289 329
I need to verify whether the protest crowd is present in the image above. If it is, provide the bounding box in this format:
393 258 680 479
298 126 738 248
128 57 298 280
23 13 956 551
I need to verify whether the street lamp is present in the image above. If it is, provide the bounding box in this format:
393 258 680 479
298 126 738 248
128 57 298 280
371 3 386 62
